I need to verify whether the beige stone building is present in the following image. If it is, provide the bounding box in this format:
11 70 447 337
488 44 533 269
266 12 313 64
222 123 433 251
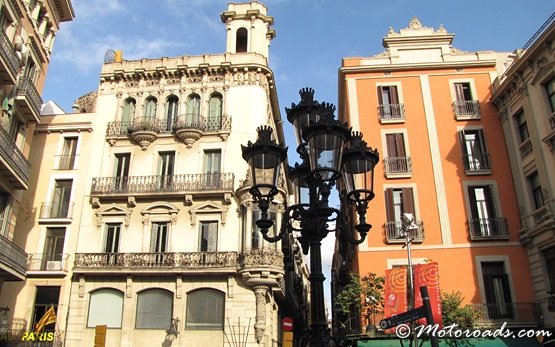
2 1 309 346
491 15 555 329
0 0 73 316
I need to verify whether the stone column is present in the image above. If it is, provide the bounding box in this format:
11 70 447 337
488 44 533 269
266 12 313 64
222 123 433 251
253 285 268 344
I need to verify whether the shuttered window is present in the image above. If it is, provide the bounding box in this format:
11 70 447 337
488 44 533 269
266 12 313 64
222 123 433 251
87 289 124 328
186 289 225 330
136 289 173 329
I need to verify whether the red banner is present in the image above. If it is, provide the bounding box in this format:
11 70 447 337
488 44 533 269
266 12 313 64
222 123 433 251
413 262 442 327
384 267 408 333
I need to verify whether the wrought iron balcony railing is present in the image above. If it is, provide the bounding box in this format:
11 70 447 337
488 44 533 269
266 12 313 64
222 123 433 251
15 77 42 121
128 116 161 133
468 217 508 240
55 155 78 170
383 156 412 175
378 103 405 121
39 202 74 219
91 173 234 195
106 115 231 138
73 252 239 272
472 302 538 327
0 125 30 189
27 253 70 272
384 220 424 243
453 100 481 117
0 30 21 82
0 235 27 278
462 153 491 173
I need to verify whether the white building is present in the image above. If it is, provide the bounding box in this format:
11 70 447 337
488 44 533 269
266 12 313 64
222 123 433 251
3 2 309 346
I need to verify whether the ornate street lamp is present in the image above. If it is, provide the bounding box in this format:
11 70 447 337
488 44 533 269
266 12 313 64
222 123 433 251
242 88 379 346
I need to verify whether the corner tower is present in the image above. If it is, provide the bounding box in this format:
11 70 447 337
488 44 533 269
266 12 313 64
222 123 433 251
221 1 275 59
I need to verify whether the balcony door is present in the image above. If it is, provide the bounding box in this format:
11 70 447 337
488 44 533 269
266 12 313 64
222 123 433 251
60 137 78 169
151 222 169 265
114 153 130 192
105 223 121 265
203 150 221 189
385 133 408 173
158 152 175 190
51 180 72 218
481 262 513 319
468 186 496 236
385 188 415 240
377 85 400 118
42 228 65 270
200 221 218 252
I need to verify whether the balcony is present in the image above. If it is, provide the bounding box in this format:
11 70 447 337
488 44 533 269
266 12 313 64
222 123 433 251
15 77 42 123
384 220 424 244
472 303 538 328
106 115 231 148
73 252 239 274
91 173 234 205
378 103 405 123
0 126 30 190
39 201 74 221
0 30 21 84
383 156 412 177
0 235 27 280
468 217 508 240
462 153 491 175
27 253 70 273
453 100 481 119
519 138 533 160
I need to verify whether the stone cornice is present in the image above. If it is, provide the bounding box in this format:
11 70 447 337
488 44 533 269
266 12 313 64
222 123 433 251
34 121 93 133
340 59 497 75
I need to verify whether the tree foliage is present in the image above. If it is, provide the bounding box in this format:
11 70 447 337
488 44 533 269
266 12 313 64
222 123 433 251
441 291 480 329
335 273 385 318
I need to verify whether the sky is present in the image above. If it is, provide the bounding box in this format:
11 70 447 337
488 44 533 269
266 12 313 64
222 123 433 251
42 0 555 318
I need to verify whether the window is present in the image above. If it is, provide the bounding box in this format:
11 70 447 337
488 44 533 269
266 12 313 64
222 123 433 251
186 289 225 330
203 150 221 189
0 192 13 237
42 228 65 270
185 94 201 126
208 94 223 130
122 98 136 123
545 77 555 113
377 86 403 120
104 223 121 253
467 185 507 239
200 221 218 252
166 96 179 131
515 110 530 144
158 151 175 190
384 133 411 174
458 129 491 173
384 188 422 242
136 289 173 329
151 222 168 253
527 172 544 210
50 180 72 218
144 97 157 118
114 153 130 191
236 27 248 53
453 82 480 116
32 286 60 330
252 208 277 248
59 137 78 170
481 262 513 319
87 289 124 328
544 247 555 293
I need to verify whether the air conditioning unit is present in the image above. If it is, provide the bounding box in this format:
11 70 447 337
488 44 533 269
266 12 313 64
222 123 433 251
46 261 62 271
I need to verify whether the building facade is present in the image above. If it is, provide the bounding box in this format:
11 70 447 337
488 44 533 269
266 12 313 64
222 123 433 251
491 15 555 329
335 18 537 331
0 0 73 303
2 2 309 346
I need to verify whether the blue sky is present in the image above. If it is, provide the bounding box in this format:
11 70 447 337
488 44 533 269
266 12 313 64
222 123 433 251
42 0 554 316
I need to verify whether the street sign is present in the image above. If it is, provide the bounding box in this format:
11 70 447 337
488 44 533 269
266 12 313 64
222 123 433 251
282 317 294 332
380 307 425 330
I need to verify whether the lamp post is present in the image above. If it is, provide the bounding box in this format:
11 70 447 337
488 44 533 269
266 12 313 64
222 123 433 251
401 212 419 347
241 88 379 346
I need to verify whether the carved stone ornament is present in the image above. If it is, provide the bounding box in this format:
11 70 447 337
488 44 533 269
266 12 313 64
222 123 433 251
408 17 423 30
130 130 158 150
95 204 133 228
175 128 203 148
189 202 228 225
239 248 284 268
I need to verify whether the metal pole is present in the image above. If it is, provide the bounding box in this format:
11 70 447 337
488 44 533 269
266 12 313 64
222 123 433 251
420 286 440 347
309 237 328 346
405 228 417 347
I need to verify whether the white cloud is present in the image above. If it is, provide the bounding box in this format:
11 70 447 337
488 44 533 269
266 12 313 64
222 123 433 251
73 0 125 19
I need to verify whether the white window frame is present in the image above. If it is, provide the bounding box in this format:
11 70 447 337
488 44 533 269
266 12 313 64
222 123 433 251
474 255 516 305
376 81 405 124
55 133 82 170
449 78 480 120
381 128 411 178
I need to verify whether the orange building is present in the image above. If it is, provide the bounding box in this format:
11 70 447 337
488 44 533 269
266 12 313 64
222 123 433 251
336 18 537 330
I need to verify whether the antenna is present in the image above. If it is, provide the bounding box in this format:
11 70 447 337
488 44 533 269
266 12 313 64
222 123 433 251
104 49 116 63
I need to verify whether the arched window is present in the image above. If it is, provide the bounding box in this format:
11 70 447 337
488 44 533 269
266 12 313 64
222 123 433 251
166 95 179 131
185 94 201 126
136 288 173 329
186 288 225 330
144 97 157 118
208 94 223 130
122 98 136 123
87 288 124 328
236 27 248 53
